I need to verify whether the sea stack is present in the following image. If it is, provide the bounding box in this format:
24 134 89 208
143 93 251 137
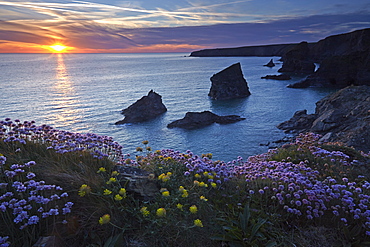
208 63 251 100
264 59 275 67
115 90 167 124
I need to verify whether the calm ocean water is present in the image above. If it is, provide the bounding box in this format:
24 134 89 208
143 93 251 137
0 53 335 161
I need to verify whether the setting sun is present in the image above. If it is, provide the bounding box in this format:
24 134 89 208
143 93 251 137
49 44 67 52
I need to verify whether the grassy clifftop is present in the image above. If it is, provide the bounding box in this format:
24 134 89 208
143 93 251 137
1 118 370 247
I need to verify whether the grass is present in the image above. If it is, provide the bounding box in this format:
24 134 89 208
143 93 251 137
1 119 370 246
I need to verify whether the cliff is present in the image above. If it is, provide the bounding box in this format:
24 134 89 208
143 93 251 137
190 43 301 57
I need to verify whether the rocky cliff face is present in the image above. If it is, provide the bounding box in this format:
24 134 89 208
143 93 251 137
208 62 251 100
287 28 370 87
278 86 370 153
310 28 370 61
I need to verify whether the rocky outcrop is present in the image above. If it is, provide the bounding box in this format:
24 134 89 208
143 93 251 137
278 41 315 74
264 59 275 67
261 74 291 80
115 90 167 124
190 44 298 57
277 86 370 153
113 165 159 199
208 63 251 100
167 111 245 129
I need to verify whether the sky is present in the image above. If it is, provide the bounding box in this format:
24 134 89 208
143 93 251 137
0 0 369 53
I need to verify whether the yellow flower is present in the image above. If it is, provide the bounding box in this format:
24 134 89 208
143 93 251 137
156 208 166 217
140 207 150 216
158 173 170 182
103 189 112 195
211 182 217 188
146 146 152 151
203 171 209 177
111 171 119 176
99 214 110 225
106 177 117 184
176 203 183 210
125 159 131 164
155 150 161 155
114 194 123 201
181 190 189 198
162 191 170 197
194 173 201 179
194 180 200 186
97 167 106 173
200 196 208 201
119 188 127 197
178 186 185 192
142 140 149 145
166 172 172 176
199 182 208 187
189 205 198 214
194 219 203 227
136 147 143 152
78 184 91 197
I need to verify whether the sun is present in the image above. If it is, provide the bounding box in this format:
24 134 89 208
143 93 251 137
49 44 67 53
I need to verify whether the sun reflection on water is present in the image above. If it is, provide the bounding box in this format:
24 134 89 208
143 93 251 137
48 54 84 129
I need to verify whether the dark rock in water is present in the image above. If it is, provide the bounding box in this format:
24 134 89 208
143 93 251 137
277 86 370 153
167 111 245 129
208 63 251 100
115 90 167 124
278 41 315 74
264 59 275 67
261 74 291 80
113 165 159 199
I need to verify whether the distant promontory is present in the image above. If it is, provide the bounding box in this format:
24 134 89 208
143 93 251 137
190 43 303 57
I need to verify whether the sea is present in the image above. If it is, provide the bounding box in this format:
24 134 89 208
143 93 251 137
0 53 335 162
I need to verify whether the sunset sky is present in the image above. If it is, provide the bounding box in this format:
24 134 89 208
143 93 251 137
0 0 369 53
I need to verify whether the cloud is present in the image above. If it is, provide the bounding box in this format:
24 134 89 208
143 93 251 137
0 0 369 52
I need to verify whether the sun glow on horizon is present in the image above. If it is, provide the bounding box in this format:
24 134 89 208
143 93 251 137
49 44 68 53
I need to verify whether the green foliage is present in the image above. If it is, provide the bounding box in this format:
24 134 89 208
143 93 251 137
212 203 277 247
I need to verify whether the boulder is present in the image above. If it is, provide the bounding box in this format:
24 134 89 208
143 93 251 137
115 90 167 124
113 165 159 199
264 59 275 67
208 63 251 100
261 74 291 80
167 111 245 129
277 86 370 153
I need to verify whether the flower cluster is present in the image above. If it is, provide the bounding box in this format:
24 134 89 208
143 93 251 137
0 155 72 244
0 118 125 164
